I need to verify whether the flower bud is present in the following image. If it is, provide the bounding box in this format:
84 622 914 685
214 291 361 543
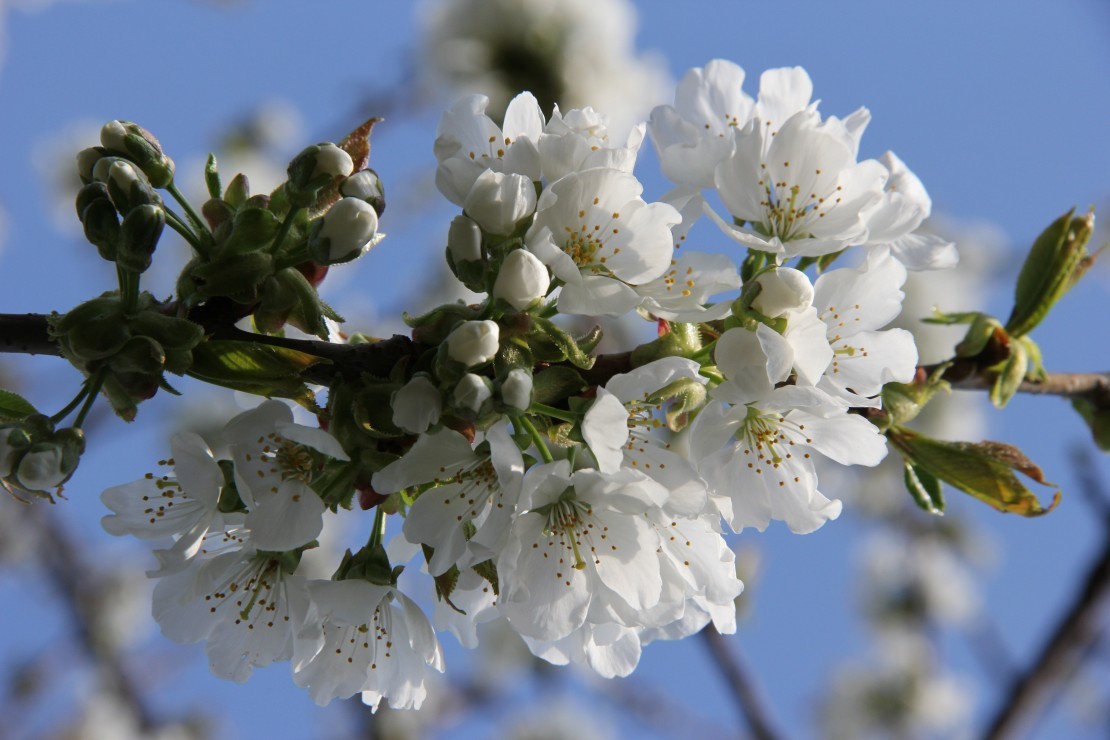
100 120 176 188
341 169 386 217
500 368 533 411
286 143 354 207
493 248 549 311
453 373 493 414
463 170 537 236
447 215 483 263
77 183 121 261
76 146 108 183
392 375 442 433
446 320 500 368
95 158 160 213
15 444 67 492
752 267 813 318
309 197 380 264
0 425 31 478
117 204 165 274
311 143 355 180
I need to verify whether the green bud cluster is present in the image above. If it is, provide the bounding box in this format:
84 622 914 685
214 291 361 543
75 152 166 274
0 414 85 502
51 293 204 420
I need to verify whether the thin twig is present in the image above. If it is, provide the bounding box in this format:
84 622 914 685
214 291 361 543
983 454 1110 740
24 504 159 734
700 626 782 740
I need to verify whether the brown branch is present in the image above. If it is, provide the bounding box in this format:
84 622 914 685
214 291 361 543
4 312 1109 410
23 503 159 733
983 500 1110 737
700 626 782 740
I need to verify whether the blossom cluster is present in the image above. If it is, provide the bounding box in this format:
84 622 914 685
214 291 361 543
100 60 952 711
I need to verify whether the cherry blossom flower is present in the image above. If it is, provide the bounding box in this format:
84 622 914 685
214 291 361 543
526 167 679 315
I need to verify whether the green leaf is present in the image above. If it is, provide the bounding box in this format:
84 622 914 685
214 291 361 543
889 427 1061 517
903 461 945 515
1006 208 1094 338
0 389 39 421
989 338 1028 409
187 339 325 408
1072 397 1110 452
204 153 221 199
471 559 499 596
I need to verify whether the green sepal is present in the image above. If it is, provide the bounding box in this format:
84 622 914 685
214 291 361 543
631 322 704 367
216 459 247 513
532 366 588 405
204 153 221 199
880 365 950 428
222 206 280 256
889 426 1061 517
186 339 324 409
531 316 595 369
471 559 499 596
954 313 1004 358
404 302 483 346
988 338 1028 409
649 377 708 432
903 461 945 515
0 390 39 422
1006 208 1095 338
333 542 396 586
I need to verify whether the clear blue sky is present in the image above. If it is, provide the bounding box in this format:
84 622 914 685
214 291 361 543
1 1 1108 737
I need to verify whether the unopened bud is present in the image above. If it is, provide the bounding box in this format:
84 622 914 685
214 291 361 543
463 170 537 236
77 184 121 261
500 368 533 411
100 120 175 188
341 169 386 216
453 373 493 414
752 267 813 318
392 375 442 433
493 248 549 311
309 197 380 264
15 444 67 492
117 204 165 273
446 320 500 368
76 146 108 183
447 215 483 263
0 425 31 478
286 143 353 207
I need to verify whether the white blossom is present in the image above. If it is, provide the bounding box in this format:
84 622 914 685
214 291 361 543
526 167 679 315
292 578 444 709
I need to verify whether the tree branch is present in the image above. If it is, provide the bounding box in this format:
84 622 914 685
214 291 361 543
4 311 1109 410
983 462 1110 739
700 626 782 740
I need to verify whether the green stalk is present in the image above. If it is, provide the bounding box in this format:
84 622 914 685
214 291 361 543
518 416 554 464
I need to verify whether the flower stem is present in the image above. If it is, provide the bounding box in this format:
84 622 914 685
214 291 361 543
166 181 211 242
530 402 577 423
72 369 107 430
271 206 304 257
368 507 387 550
518 416 554 464
164 208 206 254
50 384 90 425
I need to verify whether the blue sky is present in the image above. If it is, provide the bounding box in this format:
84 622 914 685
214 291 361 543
1 1 1109 737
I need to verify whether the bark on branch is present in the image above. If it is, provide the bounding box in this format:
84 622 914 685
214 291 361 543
2 312 1109 411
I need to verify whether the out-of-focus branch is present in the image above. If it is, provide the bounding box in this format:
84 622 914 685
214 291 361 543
700 626 782 740
983 454 1110 740
23 504 159 734
925 360 1110 410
